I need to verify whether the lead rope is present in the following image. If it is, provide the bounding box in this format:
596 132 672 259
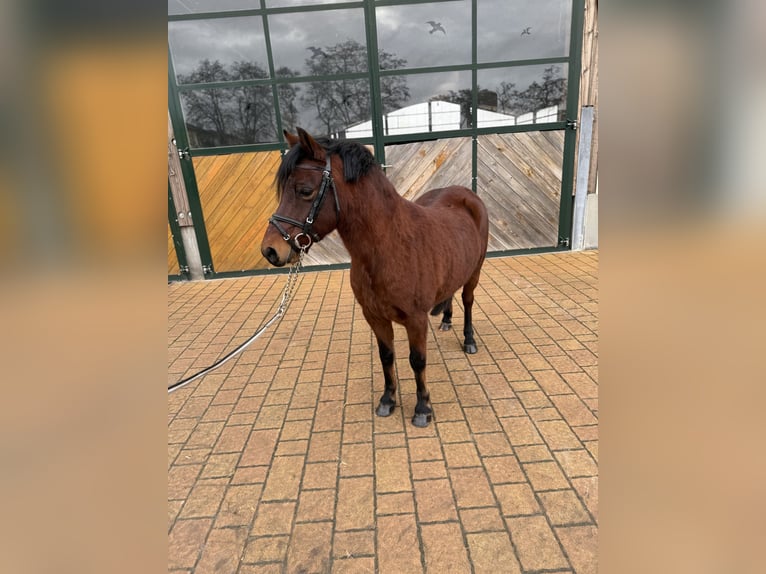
168 247 307 393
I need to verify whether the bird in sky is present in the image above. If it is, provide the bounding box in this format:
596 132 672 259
307 46 327 57
426 21 446 35
521 27 532 36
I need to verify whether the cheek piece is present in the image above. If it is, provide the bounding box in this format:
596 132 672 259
269 155 340 251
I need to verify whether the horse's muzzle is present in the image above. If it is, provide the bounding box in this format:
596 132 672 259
262 245 284 267
260 230 295 267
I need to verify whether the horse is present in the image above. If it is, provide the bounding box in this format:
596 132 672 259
261 128 489 427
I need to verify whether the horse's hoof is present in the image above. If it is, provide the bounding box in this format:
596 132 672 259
411 412 433 427
376 401 396 417
439 321 452 331
464 342 478 354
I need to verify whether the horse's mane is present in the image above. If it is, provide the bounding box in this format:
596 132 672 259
276 137 377 197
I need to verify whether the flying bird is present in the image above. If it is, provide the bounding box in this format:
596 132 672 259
426 21 446 35
307 46 327 57
521 27 532 36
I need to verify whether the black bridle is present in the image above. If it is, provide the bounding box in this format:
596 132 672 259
269 155 340 251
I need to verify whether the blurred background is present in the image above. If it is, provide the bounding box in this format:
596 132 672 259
0 0 764 572
0 1 167 573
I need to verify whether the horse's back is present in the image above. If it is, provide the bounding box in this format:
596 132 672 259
415 186 488 242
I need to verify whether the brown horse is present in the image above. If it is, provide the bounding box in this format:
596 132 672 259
261 128 489 427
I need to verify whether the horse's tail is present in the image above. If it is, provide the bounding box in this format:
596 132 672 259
430 297 452 316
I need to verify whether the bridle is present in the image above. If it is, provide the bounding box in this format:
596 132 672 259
269 155 340 251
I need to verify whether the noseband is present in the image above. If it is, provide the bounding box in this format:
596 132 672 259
269 155 340 251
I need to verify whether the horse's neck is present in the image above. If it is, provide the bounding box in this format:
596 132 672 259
336 172 408 257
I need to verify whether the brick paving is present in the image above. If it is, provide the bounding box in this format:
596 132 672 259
168 251 598 574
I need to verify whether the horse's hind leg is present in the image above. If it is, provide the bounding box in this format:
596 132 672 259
430 296 454 331
366 314 398 417
405 314 433 427
439 298 454 331
462 269 482 354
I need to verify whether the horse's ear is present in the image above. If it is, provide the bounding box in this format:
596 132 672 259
283 129 299 147
296 127 325 161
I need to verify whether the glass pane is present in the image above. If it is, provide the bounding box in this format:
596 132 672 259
376 1 471 69
180 86 278 147
278 80 372 138
267 0 353 7
169 18 269 83
477 0 572 63
477 131 565 250
477 64 567 127
268 9 367 77
169 0 259 15
355 71 471 136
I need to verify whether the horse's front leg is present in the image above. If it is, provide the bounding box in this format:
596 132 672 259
365 315 398 417
405 314 433 427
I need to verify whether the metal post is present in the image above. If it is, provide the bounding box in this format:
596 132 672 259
168 112 204 280
572 105 594 251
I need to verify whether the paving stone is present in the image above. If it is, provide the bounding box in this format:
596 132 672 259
466 531 522 574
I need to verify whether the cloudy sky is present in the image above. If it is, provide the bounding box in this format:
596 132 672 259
169 0 572 131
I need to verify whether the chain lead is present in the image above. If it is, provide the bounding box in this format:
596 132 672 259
168 246 307 393
277 246 306 316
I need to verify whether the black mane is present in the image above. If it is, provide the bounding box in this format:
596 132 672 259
276 137 377 197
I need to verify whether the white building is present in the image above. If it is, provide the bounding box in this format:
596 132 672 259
342 101 559 138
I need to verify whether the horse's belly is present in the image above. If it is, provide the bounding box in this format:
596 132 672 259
350 264 431 322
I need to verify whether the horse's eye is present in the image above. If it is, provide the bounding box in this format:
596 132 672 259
297 187 314 198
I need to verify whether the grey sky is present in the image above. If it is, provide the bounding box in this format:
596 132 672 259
169 0 572 133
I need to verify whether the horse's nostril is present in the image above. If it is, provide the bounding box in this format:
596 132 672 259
263 246 279 265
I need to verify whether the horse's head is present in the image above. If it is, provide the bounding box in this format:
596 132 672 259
261 128 340 267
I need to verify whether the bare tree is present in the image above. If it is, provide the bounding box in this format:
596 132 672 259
276 67 300 131
379 51 411 116
230 61 276 143
434 65 567 125
498 66 566 117
178 59 233 146
176 43 412 145
178 59 278 146
302 40 410 135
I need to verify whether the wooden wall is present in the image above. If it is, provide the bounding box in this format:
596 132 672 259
477 132 564 251
192 151 281 272
170 132 565 273
168 225 179 275
386 137 473 200
385 133 563 253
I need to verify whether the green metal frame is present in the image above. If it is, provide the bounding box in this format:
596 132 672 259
167 0 586 279
557 0 585 247
168 48 216 275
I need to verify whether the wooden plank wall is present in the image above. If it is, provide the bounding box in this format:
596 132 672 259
192 151 281 272
173 132 564 273
385 134 562 252
168 225 179 275
386 137 473 200
477 132 564 251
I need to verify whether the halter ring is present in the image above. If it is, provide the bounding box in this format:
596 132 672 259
293 233 312 250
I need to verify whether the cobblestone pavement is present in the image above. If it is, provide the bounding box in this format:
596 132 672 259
168 250 598 573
